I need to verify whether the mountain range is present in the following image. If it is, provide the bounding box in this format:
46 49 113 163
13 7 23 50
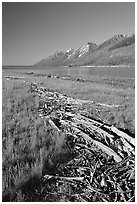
34 33 135 67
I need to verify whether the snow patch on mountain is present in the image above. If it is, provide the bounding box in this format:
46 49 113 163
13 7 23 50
65 42 97 59
66 48 74 53
78 44 90 57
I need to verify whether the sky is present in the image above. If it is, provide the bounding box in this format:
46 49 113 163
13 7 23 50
2 2 135 65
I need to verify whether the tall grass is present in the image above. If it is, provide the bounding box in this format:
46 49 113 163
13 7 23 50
2 79 74 201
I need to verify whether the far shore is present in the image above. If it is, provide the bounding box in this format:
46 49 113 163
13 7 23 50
2 64 133 69
66 64 133 68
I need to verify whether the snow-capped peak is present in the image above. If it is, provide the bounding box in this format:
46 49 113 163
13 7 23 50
66 48 74 53
76 42 97 58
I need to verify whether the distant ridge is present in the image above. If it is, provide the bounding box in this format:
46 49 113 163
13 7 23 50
34 33 135 67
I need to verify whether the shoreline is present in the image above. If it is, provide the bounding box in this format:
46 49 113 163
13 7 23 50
66 64 133 68
2 64 134 69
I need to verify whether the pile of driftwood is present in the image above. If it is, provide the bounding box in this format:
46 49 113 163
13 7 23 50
31 82 135 202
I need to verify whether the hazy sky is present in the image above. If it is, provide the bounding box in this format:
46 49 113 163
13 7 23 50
2 2 135 65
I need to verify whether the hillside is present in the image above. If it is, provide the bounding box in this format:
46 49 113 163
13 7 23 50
34 33 135 67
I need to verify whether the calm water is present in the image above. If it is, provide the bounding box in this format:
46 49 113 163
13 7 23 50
3 66 135 80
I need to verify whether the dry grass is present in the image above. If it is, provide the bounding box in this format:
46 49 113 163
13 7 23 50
2 78 74 201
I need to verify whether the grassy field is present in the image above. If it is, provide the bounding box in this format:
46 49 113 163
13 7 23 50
2 69 135 201
3 69 134 134
2 77 75 201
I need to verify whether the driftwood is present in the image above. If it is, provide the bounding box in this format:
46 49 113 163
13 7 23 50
29 82 135 202
44 175 85 182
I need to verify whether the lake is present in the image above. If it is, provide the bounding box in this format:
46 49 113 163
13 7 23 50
3 66 135 80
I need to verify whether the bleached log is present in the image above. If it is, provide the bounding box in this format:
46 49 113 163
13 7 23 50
109 126 135 146
73 115 135 157
44 175 85 182
70 124 122 162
